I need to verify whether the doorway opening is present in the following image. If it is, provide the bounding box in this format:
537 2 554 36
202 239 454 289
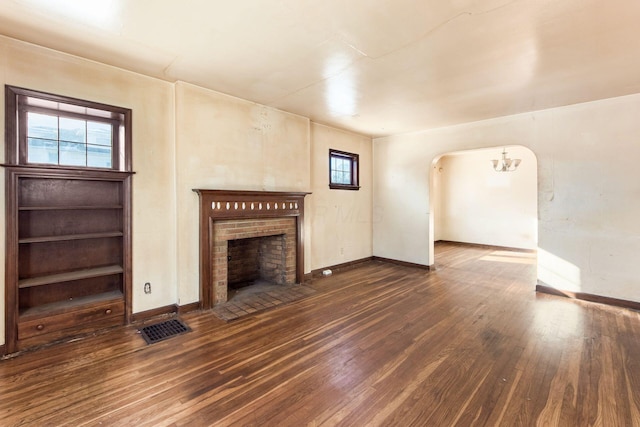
428 146 538 268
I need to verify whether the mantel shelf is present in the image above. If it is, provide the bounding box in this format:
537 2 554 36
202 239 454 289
18 265 124 289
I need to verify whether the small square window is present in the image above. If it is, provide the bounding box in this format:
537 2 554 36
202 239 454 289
329 149 359 190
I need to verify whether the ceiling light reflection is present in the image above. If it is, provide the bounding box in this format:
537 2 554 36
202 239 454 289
19 0 120 28
324 53 357 117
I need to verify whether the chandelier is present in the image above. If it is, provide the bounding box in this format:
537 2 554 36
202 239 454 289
491 148 521 172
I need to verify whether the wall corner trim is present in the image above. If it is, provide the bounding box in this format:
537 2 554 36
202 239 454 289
310 257 374 278
130 305 178 323
372 256 431 270
536 281 640 311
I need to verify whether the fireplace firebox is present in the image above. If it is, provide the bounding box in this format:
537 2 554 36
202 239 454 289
228 234 287 289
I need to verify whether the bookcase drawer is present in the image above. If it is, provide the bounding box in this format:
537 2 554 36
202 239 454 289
18 300 124 341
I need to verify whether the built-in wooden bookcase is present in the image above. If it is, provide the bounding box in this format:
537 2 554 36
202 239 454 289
4 86 133 353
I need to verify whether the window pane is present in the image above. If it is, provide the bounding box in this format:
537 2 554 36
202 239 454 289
330 155 353 185
27 112 58 140
87 144 112 168
87 121 112 146
27 138 58 164
60 117 86 143
341 159 351 174
60 141 86 166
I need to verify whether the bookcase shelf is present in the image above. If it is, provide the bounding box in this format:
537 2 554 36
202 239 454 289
18 205 123 211
4 167 132 352
19 231 124 244
18 265 124 288
2 86 133 354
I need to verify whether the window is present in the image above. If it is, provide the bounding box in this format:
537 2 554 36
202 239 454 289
329 149 359 190
27 112 114 168
5 86 131 171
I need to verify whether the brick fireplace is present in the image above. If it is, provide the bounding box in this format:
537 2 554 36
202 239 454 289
194 190 309 308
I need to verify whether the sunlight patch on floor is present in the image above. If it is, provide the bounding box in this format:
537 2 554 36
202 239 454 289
480 250 537 265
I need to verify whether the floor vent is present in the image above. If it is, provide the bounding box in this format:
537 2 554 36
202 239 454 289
140 319 191 344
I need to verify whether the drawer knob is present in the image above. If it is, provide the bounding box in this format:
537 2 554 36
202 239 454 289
36 324 44 331
105 309 112 315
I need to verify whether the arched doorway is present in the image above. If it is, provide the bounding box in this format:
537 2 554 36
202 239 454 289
428 146 538 267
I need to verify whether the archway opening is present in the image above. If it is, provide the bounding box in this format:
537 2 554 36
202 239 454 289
428 146 538 267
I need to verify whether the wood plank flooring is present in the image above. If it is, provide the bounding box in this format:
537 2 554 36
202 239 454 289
1 242 639 426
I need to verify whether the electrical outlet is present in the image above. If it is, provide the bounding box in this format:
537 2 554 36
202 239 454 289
144 282 151 294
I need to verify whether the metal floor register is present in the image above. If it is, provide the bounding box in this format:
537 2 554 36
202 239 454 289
139 319 191 344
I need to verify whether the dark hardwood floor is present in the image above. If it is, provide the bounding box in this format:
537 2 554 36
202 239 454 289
1 242 639 426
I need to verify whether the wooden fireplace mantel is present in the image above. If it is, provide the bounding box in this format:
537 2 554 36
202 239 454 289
193 189 310 308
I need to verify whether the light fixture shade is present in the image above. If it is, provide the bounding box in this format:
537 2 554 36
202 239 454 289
491 148 521 172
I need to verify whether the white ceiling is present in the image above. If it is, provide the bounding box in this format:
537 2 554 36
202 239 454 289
1 0 640 137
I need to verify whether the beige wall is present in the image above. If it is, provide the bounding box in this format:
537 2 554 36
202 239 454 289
174 82 312 305
374 93 640 302
435 147 537 250
0 36 374 346
309 123 373 270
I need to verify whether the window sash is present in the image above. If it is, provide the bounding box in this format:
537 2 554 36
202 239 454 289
329 149 359 190
5 86 129 171
23 110 116 169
